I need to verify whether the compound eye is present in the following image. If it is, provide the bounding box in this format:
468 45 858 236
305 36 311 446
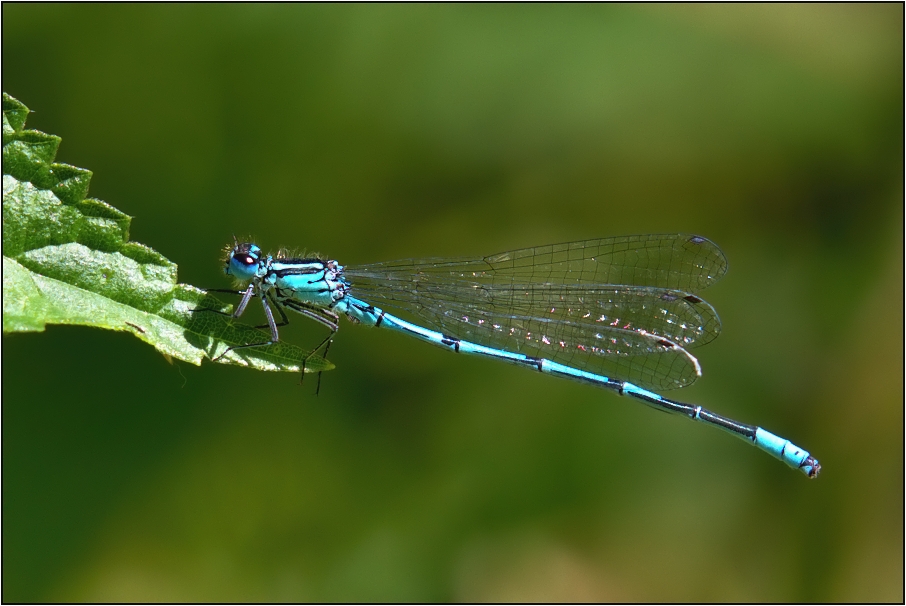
235 254 256 266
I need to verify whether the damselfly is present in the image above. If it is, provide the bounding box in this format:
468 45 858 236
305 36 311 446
205 234 820 478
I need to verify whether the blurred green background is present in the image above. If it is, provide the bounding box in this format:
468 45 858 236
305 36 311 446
3 4 902 602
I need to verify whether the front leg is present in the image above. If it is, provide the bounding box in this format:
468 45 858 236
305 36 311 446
211 288 280 362
189 287 251 317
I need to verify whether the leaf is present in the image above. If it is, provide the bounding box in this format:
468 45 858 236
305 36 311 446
2 92 332 374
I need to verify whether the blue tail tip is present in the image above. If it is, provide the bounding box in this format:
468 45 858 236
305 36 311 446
802 456 821 479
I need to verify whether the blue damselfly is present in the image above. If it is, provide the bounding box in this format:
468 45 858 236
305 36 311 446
205 234 820 478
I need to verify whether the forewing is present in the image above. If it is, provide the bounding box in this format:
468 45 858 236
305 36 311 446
350 234 727 292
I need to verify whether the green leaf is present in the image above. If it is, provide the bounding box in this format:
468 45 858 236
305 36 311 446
2 92 332 374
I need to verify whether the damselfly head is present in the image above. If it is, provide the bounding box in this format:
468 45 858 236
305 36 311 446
221 236 251 261
224 240 263 282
